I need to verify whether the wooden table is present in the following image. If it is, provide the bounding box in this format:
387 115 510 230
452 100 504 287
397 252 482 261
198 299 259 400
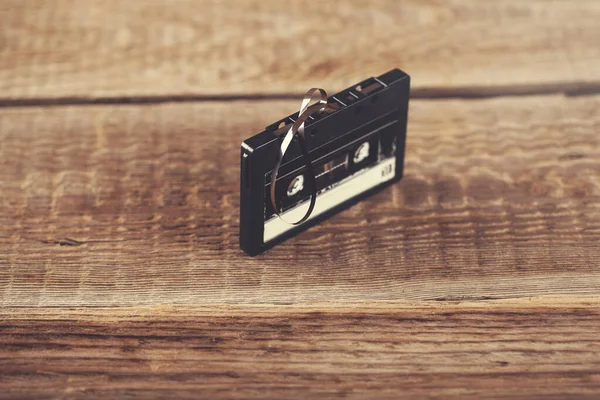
1 1 599 398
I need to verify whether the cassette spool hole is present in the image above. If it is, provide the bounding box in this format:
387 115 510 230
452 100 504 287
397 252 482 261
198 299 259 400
353 142 370 163
287 175 304 197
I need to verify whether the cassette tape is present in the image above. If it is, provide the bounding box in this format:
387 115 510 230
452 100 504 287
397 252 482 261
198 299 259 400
240 68 410 256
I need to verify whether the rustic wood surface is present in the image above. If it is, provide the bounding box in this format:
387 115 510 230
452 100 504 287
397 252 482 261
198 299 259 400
1 0 600 100
1 0 600 398
1 299 600 399
1 96 599 307
0 297 600 399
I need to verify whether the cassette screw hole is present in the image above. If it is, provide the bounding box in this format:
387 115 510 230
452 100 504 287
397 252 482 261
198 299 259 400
310 128 318 137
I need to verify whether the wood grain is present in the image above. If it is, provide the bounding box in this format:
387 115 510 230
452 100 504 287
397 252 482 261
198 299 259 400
3 1 599 397
1 299 599 399
0 95 599 307
1 0 600 99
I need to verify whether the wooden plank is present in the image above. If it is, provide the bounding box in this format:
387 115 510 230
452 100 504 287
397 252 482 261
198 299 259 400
0 95 599 307
1 0 600 99
1 299 599 399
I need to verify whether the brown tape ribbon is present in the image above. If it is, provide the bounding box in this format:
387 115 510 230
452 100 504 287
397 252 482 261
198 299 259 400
269 88 329 225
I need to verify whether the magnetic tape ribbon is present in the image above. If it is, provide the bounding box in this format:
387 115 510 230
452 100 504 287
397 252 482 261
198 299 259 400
270 88 330 225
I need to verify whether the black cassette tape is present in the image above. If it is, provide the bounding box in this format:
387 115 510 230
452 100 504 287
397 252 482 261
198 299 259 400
240 68 410 256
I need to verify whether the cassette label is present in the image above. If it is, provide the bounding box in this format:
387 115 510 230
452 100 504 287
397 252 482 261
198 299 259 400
264 157 396 242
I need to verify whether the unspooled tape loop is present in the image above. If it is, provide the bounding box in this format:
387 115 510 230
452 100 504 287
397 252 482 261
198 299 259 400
270 88 328 225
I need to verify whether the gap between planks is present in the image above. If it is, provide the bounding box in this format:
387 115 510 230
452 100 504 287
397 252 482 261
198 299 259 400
1 81 600 108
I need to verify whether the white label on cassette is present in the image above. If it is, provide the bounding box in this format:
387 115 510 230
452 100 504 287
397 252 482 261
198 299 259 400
264 157 396 243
